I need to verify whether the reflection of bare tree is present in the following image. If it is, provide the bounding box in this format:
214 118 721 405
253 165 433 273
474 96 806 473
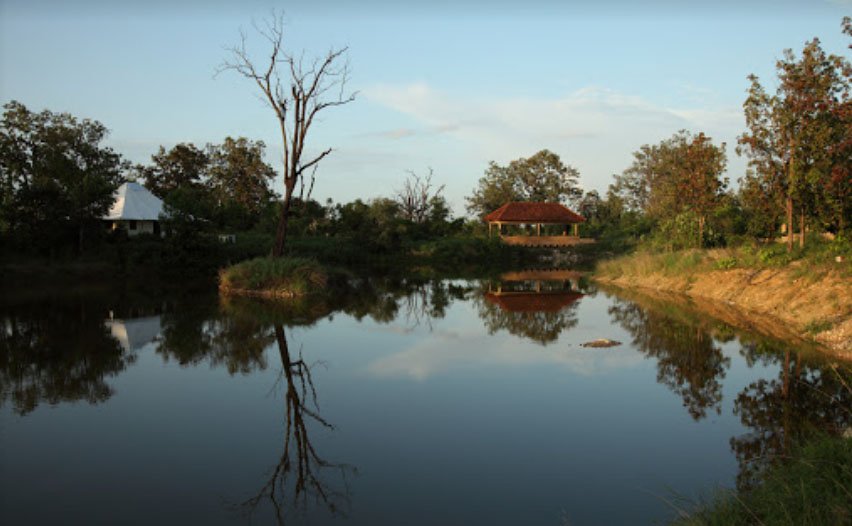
608 299 729 420
730 342 852 491
244 324 354 524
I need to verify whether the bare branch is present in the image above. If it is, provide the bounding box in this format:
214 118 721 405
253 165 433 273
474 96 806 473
217 10 355 256
395 167 446 223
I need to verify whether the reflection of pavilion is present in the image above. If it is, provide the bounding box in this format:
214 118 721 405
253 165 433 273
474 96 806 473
104 315 162 352
486 270 584 313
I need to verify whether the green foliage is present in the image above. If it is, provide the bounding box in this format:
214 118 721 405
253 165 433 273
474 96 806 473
803 319 833 334
653 211 701 252
466 149 581 218
139 138 278 232
612 130 727 249
0 100 125 255
674 435 852 526
714 257 737 270
737 27 851 239
219 256 327 296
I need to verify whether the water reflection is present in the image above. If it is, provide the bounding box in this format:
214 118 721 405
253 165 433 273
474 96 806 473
0 297 133 415
731 340 852 490
2 276 851 524
607 296 729 420
244 324 354 524
475 270 584 345
602 286 852 495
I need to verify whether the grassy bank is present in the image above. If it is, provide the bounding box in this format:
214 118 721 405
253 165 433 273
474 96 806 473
597 237 851 281
674 434 852 526
218 257 330 298
593 239 852 355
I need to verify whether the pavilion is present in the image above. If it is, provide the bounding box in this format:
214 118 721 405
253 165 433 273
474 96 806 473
484 202 593 247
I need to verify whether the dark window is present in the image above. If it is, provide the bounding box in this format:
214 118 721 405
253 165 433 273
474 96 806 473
129 221 137 230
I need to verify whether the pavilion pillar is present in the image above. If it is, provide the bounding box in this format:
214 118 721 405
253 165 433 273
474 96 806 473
573 223 579 237
536 224 541 236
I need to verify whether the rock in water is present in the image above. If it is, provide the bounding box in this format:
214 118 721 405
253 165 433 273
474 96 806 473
580 338 622 348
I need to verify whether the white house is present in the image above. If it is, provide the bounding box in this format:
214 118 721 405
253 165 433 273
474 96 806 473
103 181 165 236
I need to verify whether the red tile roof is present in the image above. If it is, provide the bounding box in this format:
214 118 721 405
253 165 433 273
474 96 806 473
484 202 585 223
485 291 584 313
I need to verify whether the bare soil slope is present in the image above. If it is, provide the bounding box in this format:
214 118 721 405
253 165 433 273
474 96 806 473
596 263 851 358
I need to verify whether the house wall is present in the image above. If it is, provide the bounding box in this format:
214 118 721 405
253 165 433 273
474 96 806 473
110 220 159 236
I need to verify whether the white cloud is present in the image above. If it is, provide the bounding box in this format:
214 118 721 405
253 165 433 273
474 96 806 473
363 83 746 193
365 326 644 381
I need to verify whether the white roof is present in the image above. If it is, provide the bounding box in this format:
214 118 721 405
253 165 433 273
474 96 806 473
104 316 162 353
103 182 164 221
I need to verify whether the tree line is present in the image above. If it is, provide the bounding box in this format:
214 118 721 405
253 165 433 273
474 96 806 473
2 18 848 261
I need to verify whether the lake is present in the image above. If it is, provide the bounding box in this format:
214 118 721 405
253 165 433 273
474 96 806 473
1 273 849 525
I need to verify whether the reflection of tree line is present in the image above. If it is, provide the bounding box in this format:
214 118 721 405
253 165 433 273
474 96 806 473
730 342 852 491
608 299 730 420
0 299 132 415
0 276 589 415
607 293 852 492
0 278 473 414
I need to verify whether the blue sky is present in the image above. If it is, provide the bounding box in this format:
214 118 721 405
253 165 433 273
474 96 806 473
1 1 849 214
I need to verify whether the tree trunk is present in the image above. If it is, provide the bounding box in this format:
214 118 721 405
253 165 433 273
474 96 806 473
78 224 84 255
271 185 295 258
799 208 805 248
786 196 793 253
698 215 705 249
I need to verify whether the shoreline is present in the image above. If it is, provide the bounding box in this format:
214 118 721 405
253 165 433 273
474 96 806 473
594 264 851 359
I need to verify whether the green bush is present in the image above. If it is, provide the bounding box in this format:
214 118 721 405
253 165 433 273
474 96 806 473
714 256 737 270
219 256 327 296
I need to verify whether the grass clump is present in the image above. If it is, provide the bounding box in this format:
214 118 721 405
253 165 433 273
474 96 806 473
218 256 327 297
673 435 852 526
804 319 835 335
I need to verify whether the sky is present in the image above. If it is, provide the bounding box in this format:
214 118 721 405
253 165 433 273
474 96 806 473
1 0 849 215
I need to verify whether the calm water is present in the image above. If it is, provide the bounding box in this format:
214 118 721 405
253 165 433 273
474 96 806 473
1 274 849 525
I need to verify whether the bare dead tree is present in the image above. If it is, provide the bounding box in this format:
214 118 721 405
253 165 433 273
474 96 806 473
394 167 445 223
218 12 356 257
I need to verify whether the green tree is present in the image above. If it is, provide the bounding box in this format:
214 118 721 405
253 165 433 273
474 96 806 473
466 149 582 218
207 136 277 229
738 25 850 247
142 142 209 198
614 131 727 247
0 101 125 254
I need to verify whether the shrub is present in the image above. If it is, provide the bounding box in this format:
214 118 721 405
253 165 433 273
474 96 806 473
714 257 737 270
219 256 327 296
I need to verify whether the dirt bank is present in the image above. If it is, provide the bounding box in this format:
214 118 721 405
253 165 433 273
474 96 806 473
595 264 852 359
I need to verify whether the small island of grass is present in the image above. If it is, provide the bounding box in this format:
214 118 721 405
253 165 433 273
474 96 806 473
218 256 328 299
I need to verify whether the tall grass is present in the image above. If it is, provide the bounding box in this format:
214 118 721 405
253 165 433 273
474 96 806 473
218 256 327 297
672 434 852 526
596 237 852 280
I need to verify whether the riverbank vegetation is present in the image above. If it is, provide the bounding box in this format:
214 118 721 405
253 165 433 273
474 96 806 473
674 433 852 526
218 257 329 298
